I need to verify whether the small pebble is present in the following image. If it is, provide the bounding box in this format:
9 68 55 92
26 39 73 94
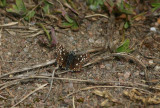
155 65 160 71
139 71 144 76
24 47 29 52
150 27 156 32
149 60 153 64
8 52 11 55
89 38 94 43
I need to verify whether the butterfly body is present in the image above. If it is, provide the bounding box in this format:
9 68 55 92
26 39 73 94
65 51 75 69
56 44 89 71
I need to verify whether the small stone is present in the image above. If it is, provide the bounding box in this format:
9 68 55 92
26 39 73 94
155 65 160 71
124 72 131 79
105 64 111 70
89 38 94 43
24 47 29 52
139 71 144 76
149 60 153 64
150 27 156 32
8 52 11 55
100 64 105 69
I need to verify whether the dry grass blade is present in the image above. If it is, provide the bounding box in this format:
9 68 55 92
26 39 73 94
0 59 56 78
73 96 75 108
0 29 2 46
4 26 38 31
24 30 44 37
93 90 123 106
123 89 160 105
0 22 18 27
0 95 7 100
11 83 48 108
85 14 109 19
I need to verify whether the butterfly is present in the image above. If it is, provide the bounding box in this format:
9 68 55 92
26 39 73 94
56 44 90 71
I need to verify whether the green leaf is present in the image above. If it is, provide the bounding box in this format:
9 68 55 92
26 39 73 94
151 3 160 7
6 0 27 16
6 5 19 14
87 0 104 11
60 22 73 28
0 0 6 7
16 0 27 13
71 22 79 31
37 23 52 43
64 14 74 23
116 39 132 53
151 3 160 12
124 21 129 29
24 10 35 21
42 1 52 14
43 4 50 14
117 1 134 14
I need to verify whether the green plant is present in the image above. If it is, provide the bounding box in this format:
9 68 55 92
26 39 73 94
58 10 79 31
6 0 35 21
42 0 53 14
87 0 105 11
117 0 134 15
105 0 134 15
0 0 6 7
151 2 160 12
6 0 27 16
116 39 132 53
24 10 35 21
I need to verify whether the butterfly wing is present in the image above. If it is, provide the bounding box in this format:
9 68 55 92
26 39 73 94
56 44 69 68
69 53 90 71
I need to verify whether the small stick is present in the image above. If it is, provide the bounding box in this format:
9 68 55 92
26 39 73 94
11 83 48 108
43 67 58 102
0 59 56 78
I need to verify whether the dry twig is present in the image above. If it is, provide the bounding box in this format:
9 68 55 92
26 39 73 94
11 83 48 108
43 67 58 102
0 59 56 78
